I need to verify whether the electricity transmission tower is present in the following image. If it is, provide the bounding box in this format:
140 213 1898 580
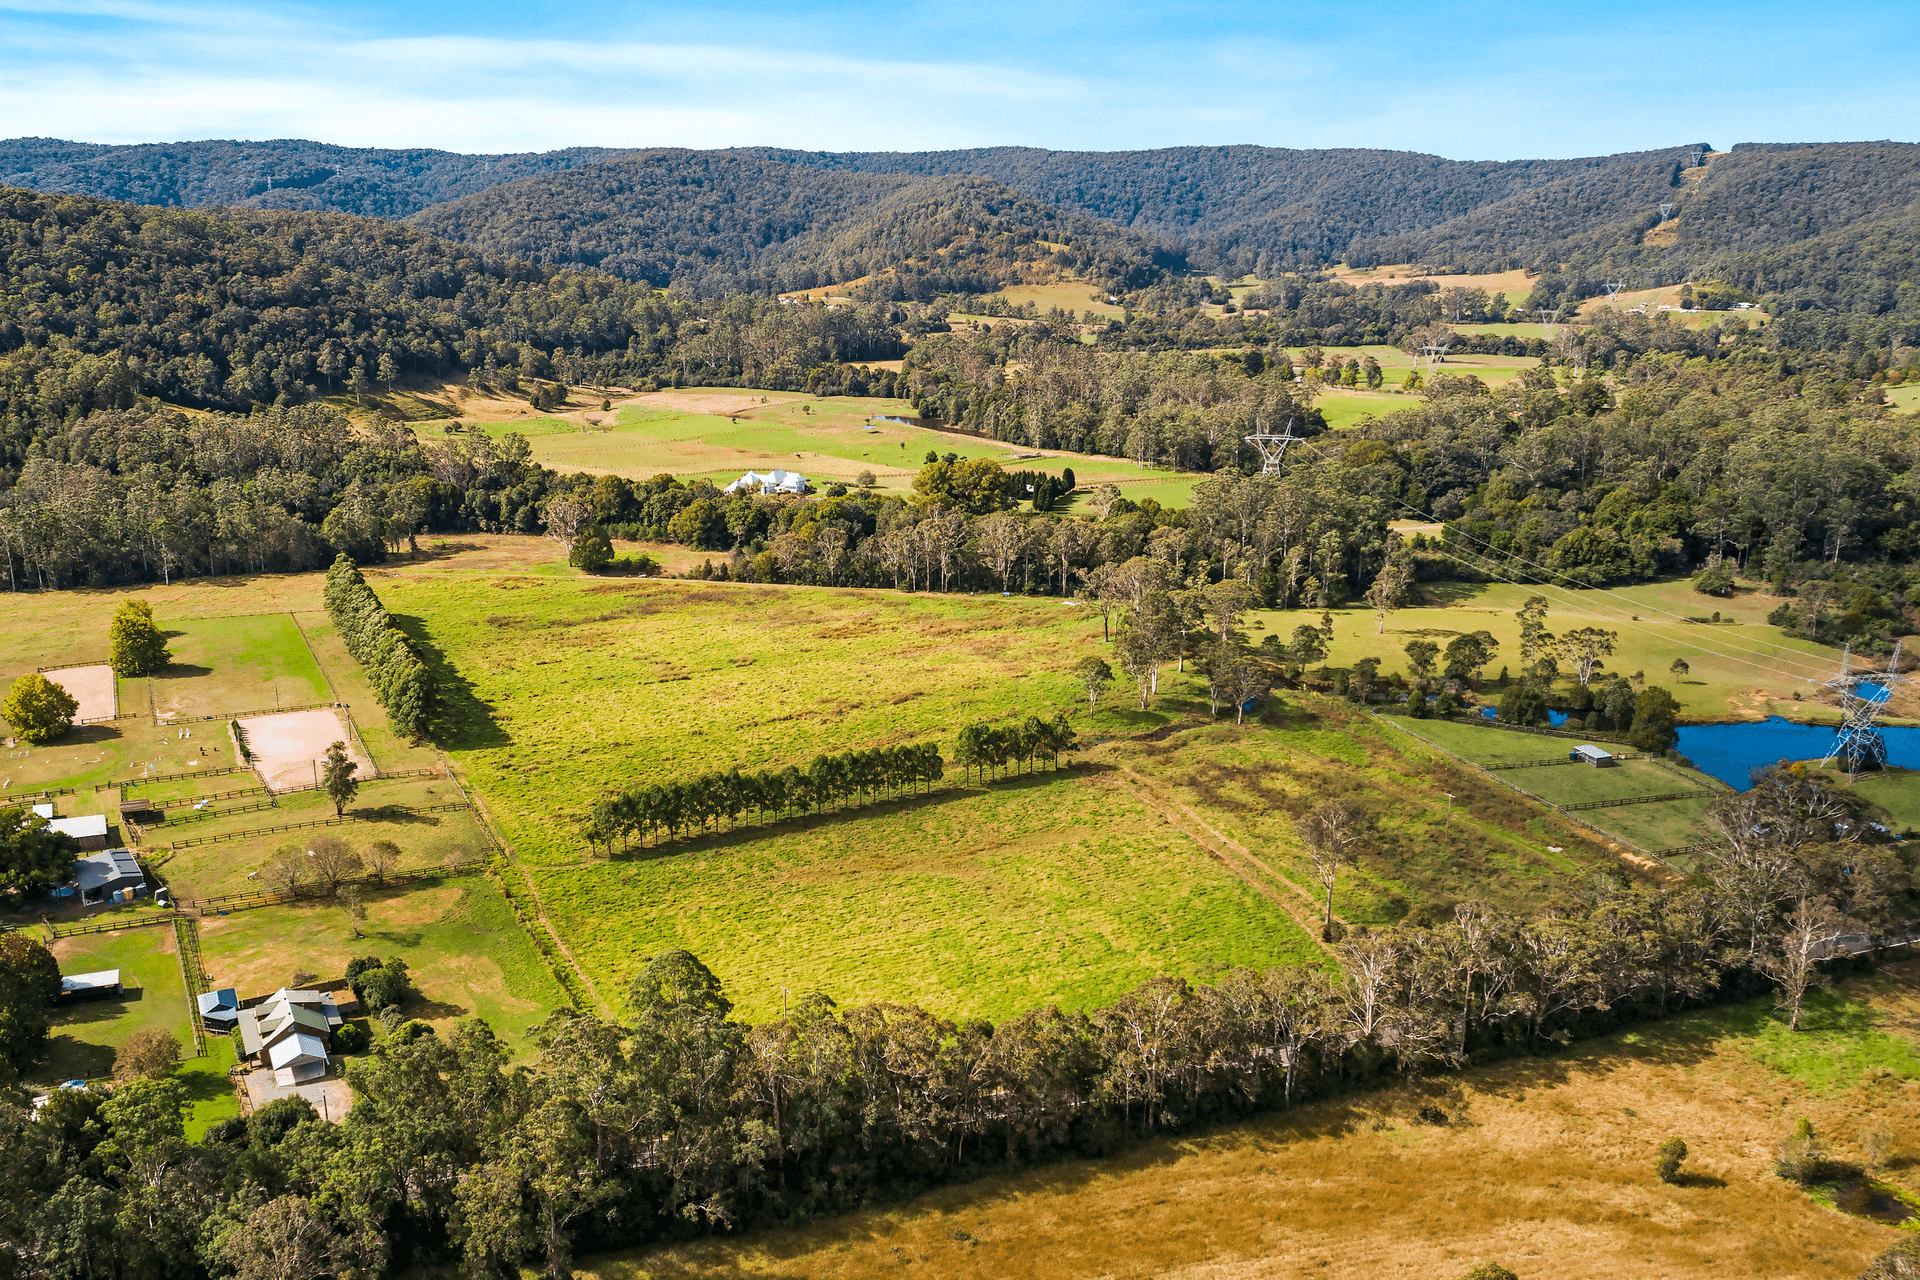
1243 417 1303 476
1820 642 1907 778
1535 306 1561 334
1658 203 1675 222
1418 340 1450 380
1603 280 1624 302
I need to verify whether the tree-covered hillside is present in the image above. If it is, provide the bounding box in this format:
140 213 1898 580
0 137 621 217
764 143 1706 275
0 186 912 444
409 152 1178 296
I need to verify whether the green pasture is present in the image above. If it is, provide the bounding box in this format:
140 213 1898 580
1380 714 1720 854
1264 577 1841 723
37 925 191 1083
1130 713 1612 928
1582 794 1717 856
197 875 568 1056
150 613 330 720
1371 714 1581 767
1496 758 1709 807
181 1035 243 1139
1885 383 1920 414
532 771 1322 1024
379 574 1118 868
994 280 1125 318
150 776 487 902
465 393 1200 507
1848 770 1920 836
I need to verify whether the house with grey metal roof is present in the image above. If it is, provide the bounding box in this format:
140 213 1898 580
72 848 147 904
236 988 345 1086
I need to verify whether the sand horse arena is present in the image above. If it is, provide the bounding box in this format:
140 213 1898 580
236 708 372 793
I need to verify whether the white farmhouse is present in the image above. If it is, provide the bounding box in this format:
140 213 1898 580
724 469 807 495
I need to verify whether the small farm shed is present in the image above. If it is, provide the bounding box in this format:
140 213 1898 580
1569 744 1616 768
58 969 123 1002
72 848 147 904
197 988 240 1031
48 813 110 851
724 468 807 495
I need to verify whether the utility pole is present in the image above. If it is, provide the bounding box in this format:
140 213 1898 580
1444 793 1454 824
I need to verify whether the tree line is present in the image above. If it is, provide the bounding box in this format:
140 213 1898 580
324 556 434 741
2 761 1910 1278
584 743 946 852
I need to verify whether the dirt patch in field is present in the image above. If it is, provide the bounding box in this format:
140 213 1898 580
46 664 116 722
630 390 806 416
236 708 369 793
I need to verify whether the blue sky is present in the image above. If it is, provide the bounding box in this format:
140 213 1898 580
1 0 1914 159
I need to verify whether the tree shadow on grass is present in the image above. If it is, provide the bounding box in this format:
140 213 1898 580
36 1033 115 1081
350 804 441 826
175 1062 237 1107
390 614 510 751
49 723 124 749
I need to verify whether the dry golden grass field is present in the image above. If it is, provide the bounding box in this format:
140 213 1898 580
578 966 1920 1280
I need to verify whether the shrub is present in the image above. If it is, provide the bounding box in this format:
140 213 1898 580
569 527 614 572
1655 1136 1688 1183
115 1027 180 1080
1859 1236 1920 1280
333 1021 371 1053
354 958 412 1012
1462 1266 1519 1280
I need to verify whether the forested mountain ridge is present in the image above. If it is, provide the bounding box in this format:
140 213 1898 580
11 137 1920 315
408 151 1179 296
757 143 1708 275
0 137 622 218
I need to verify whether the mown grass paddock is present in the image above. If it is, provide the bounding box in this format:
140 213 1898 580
149 613 331 719
38 924 189 1082
1380 713 1722 858
586 967 1920 1280
196 876 568 1057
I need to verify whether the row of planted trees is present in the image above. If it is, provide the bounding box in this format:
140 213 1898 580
583 743 945 852
583 715 1083 851
324 555 435 741
951 714 1078 781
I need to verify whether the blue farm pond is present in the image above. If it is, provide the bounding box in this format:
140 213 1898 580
1676 716 1920 790
1480 706 1568 727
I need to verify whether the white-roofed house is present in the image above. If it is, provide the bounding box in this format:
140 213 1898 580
724 468 807 495
49 814 110 852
